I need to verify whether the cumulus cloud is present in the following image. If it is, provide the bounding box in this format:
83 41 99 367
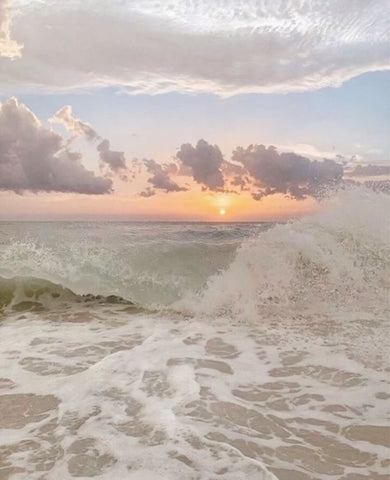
141 159 186 196
345 164 390 177
51 105 98 142
232 144 344 200
0 0 21 58
51 105 128 175
97 139 127 174
1 0 389 95
177 139 225 190
0 98 112 194
136 138 346 201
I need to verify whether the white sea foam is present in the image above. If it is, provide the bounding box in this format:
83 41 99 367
179 188 390 319
0 186 389 479
0 305 388 479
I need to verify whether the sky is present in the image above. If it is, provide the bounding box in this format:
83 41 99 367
0 0 389 221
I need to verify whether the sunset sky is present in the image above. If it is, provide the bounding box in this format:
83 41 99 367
1 0 389 221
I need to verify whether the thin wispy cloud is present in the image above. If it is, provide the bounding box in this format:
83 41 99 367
1 0 389 95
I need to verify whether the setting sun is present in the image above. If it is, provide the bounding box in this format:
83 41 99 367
0 1 387 478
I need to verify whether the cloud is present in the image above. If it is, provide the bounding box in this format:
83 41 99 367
0 97 112 194
345 164 390 177
139 187 155 198
232 144 344 200
138 159 186 197
51 105 98 142
0 0 21 58
137 139 346 201
1 0 389 95
177 139 225 190
97 139 127 174
51 105 128 175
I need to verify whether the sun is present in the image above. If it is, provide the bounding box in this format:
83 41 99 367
211 194 231 218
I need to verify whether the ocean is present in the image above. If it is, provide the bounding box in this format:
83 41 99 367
0 188 389 480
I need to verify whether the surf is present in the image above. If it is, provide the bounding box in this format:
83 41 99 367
0 186 388 318
0 276 136 314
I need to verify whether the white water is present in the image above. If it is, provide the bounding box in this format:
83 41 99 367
0 187 389 480
0 221 264 307
184 188 389 319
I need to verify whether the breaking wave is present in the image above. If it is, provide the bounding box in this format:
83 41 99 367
1 187 389 480
181 188 390 318
0 276 135 313
0 187 389 318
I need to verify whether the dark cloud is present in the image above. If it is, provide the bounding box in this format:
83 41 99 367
345 164 390 177
222 161 249 190
134 139 388 201
232 144 343 200
51 105 128 175
176 139 225 190
139 187 155 198
142 159 186 194
137 140 348 200
97 139 127 174
0 0 21 58
230 175 246 188
0 98 112 194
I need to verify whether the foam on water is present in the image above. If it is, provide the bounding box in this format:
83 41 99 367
0 304 388 479
0 186 389 479
1 188 388 316
0 222 261 307
180 188 390 319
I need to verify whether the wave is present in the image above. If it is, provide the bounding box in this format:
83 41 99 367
0 187 389 318
0 276 135 313
178 188 390 318
0 225 255 307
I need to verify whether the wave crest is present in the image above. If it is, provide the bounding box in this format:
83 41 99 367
0 276 134 313
1 187 388 319
179 189 390 318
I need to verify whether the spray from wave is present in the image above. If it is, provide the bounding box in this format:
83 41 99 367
0 187 388 318
0 222 259 308
178 188 390 318
1 187 389 480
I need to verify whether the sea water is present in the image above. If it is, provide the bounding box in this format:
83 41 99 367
0 188 389 479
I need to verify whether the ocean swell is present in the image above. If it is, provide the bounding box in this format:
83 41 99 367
0 187 389 318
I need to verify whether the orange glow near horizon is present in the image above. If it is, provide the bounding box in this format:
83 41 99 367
0 189 319 222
